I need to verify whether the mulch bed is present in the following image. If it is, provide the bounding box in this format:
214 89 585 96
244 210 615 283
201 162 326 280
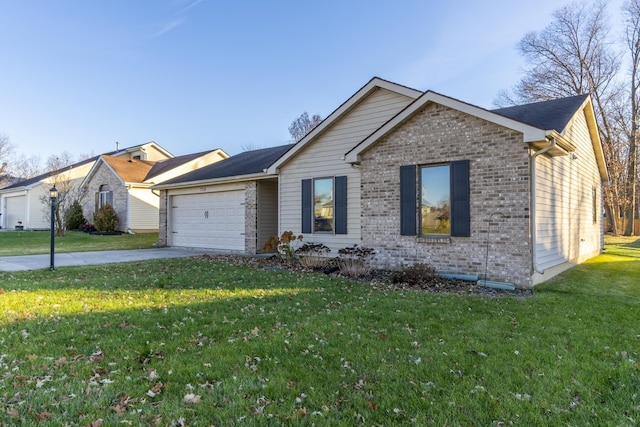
192 254 534 298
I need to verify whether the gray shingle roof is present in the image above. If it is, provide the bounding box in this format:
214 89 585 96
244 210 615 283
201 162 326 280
491 94 589 132
162 144 294 185
0 142 157 190
0 156 98 190
145 150 216 181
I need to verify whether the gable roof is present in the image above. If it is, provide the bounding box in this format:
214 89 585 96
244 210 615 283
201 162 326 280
145 150 219 181
491 94 589 133
344 88 607 182
0 156 98 191
100 155 156 183
267 77 422 173
156 144 294 189
344 90 552 163
0 141 171 192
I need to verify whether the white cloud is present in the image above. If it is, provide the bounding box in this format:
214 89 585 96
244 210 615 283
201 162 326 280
154 18 185 37
178 0 204 15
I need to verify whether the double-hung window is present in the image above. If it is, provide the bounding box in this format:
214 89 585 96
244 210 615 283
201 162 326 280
400 160 470 237
420 165 451 235
301 176 347 234
313 178 334 232
96 184 113 211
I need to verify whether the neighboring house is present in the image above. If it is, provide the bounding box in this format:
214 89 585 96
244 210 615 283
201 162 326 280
82 149 228 233
0 142 172 230
154 144 293 253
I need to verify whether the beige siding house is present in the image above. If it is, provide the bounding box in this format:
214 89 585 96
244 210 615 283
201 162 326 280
81 149 228 232
0 142 171 230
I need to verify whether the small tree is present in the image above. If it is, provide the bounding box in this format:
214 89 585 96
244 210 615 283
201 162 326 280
39 152 86 236
93 204 119 232
289 112 322 143
64 200 86 230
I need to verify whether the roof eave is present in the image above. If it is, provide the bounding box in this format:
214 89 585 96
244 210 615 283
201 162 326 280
345 91 549 164
152 172 277 190
267 77 422 173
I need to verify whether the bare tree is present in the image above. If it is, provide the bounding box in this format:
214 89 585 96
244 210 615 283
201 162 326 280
38 152 86 237
498 1 626 234
240 142 266 152
10 153 43 180
289 112 322 143
622 0 640 235
0 134 14 187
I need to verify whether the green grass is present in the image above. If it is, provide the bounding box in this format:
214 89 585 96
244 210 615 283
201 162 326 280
0 239 638 425
0 231 159 256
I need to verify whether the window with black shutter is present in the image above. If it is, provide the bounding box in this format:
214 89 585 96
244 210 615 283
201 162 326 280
301 176 347 234
400 160 470 238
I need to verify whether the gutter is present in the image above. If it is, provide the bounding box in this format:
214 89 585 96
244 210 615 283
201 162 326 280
530 133 558 274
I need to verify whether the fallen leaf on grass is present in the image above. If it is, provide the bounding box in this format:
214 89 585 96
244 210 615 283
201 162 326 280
183 393 201 404
90 350 105 363
147 382 164 397
35 411 54 420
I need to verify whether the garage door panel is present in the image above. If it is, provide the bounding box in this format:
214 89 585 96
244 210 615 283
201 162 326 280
170 191 245 251
5 196 26 229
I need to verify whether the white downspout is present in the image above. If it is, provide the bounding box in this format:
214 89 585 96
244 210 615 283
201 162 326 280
530 137 557 274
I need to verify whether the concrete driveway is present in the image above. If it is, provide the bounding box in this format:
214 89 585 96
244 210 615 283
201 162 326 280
0 248 213 272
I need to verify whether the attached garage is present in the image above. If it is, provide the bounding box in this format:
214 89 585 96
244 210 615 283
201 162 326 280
169 190 245 251
4 195 26 229
154 144 292 254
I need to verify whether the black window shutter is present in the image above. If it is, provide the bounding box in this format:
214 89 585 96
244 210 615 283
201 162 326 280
301 179 312 233
450 160 470 237
334 176 347 234
95 192 99 211
400 165 417 236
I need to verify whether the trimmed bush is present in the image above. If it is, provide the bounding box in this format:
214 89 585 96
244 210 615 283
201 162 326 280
64 200 86 231
93 204 119 232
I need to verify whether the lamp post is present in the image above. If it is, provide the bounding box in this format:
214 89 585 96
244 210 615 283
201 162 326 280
50 186 58 271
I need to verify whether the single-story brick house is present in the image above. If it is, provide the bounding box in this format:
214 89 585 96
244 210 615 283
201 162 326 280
81 148 228 232
155 77 608 288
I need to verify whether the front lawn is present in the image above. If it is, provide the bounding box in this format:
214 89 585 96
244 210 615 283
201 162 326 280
0 239 638 425
0 231 159 256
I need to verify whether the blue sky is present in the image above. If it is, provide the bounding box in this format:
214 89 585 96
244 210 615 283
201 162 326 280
0 0 625 163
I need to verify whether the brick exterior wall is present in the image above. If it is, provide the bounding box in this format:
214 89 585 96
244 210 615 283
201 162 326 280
244 181 258 254
360 103 534 287
158 190 168 247
83 164 128 232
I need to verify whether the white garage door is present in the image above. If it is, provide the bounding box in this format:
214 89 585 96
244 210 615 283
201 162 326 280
5 196 26 229
170 191 245 251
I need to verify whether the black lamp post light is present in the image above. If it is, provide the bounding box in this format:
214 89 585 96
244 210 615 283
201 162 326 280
50 186 58 271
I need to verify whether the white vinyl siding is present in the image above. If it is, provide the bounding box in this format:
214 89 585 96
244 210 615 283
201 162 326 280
279 88 415 254
257 180 278 253
169 189 245 251
27 185 50 229
534 110 603 270
127 187 160 231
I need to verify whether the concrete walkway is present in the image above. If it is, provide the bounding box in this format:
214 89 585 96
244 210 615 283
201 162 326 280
0 248 213 272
